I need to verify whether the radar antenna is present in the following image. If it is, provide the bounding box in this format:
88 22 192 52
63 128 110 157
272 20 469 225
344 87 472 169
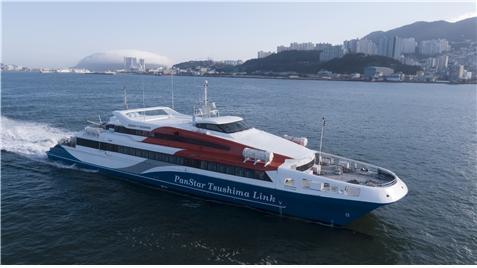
194 80 218 118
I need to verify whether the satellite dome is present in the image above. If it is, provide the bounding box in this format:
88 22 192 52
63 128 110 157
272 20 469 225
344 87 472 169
75 49 171 71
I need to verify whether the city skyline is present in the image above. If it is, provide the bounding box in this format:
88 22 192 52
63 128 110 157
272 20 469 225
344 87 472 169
2 2 476 68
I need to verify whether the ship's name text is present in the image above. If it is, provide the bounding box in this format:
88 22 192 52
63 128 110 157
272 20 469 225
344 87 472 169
174 175 276 203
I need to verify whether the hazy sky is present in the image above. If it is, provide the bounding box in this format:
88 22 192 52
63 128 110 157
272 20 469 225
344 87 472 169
2 1 476 67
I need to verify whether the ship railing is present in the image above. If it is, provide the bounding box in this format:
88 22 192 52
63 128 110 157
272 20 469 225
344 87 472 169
314 151 398 187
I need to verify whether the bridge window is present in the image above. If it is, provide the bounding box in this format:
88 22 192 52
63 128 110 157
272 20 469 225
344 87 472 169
196 120 250 133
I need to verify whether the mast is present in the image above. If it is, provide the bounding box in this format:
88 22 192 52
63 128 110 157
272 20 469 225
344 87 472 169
318 117 326 163
123 86 128 109
204 80 208 108
171 70 175 109
142 78 145 121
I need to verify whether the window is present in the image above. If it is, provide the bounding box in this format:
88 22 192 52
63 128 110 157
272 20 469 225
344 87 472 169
112 125 151 137
77 138 99 149
219 120 251 133
75 138 271 181
196 120 251 134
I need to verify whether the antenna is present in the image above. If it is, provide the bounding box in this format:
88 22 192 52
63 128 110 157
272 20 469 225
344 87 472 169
141 78 145 121
142 79 145 108
204 80 208 108
123 86 128 109
318 117 326 163
171 70 175 109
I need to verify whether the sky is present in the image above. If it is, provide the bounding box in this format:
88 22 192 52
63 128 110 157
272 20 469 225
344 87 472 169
2 1 476 68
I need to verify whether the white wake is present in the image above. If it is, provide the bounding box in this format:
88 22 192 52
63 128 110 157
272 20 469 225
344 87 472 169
1 116 73 158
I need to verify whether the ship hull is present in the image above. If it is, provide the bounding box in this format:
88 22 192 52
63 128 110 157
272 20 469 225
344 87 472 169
47 145 381 226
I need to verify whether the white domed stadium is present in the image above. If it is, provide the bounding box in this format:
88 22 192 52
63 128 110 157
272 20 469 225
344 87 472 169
75 49 171 71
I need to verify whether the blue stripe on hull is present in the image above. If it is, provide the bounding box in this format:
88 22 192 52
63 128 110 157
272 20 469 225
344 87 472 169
47 145 381 226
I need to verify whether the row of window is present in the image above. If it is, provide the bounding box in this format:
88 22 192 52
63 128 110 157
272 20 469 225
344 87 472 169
105 124 151 137
76 138 271 182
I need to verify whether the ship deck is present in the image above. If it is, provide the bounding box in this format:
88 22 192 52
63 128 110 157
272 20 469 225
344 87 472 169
313 152 397 187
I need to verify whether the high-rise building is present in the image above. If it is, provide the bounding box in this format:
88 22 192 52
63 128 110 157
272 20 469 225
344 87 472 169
139 58 145 72
401 38 417 54
124 57 137 70
344 39 377 55
450 64 465 81
343 39 359 53
289 42 315 51
124 57 145 72
377 36 404 59
377 37 391 57
425 58 437 69
418 39 450 55
436 55 449 71
257 51 273 58
320 45 346 62
391 36 403 59
277 45 290 53
315 43 333 51
357 39 378 55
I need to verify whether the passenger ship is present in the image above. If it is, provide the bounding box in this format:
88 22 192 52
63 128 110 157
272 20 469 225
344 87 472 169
47 81 408 226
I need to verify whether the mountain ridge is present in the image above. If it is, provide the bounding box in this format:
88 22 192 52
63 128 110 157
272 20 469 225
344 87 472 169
364 17 477 42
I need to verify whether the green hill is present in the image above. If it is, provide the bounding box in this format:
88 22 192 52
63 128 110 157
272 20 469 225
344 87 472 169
173 60 236 72
238 51 421 75
238 50 322 74
321 53 421 74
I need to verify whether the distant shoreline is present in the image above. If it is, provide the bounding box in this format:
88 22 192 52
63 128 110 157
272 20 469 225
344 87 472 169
173 73 477 85
3 70 476 85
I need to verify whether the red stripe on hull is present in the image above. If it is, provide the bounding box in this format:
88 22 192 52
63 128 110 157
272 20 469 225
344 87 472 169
142 127 289 171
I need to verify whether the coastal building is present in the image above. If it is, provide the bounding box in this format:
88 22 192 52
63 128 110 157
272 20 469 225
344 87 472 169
364 66 394 79
449 64 465 81
221 60 243 65
385 72 404 82
257 51 273 58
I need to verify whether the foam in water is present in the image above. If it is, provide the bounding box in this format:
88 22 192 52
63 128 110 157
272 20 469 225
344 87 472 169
1 116 74 158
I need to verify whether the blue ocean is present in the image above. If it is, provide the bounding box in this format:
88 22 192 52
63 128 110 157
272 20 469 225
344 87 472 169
1 72 476 264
